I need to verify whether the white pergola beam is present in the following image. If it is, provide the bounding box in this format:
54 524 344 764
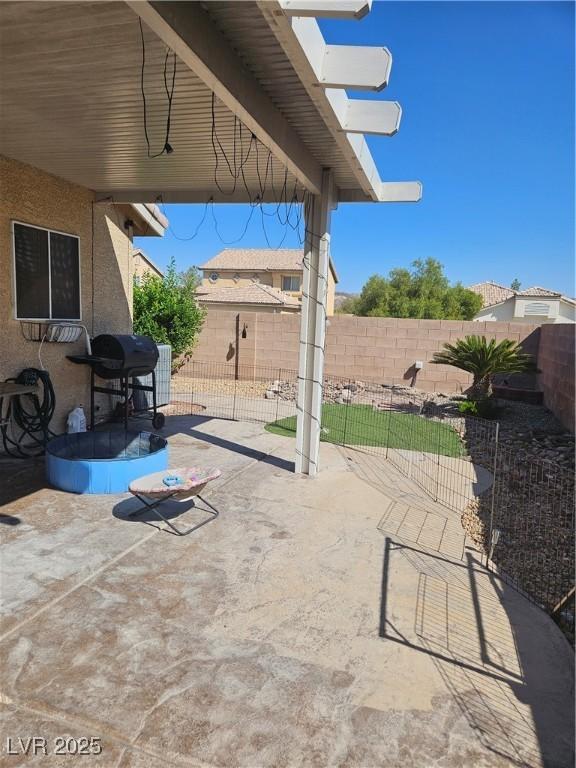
337 181 423 203
280 0 372 19
258 7 395 200
342 100 402 135
378 181 423 202
126 1 323 196
320 45 392 91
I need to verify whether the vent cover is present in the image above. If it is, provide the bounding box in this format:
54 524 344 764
524 301 550 316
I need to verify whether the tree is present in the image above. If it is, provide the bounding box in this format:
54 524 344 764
511 278 521 291
133 258 205 371
352 259 483 320
431 336 537 399
180 265 202 296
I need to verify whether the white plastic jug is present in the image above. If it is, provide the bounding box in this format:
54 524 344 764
67 405 87 434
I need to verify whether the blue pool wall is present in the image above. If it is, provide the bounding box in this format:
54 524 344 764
46 431 168 494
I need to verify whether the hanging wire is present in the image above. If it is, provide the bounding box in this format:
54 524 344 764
210 200 258 245
139 18 176 158
157 196 211 242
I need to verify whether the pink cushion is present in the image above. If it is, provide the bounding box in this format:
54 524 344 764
129 467 221 498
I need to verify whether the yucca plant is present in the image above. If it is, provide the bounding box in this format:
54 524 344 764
431 336 538 399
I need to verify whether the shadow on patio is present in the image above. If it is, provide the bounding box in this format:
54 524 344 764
379 537 574 767
0 416 573 767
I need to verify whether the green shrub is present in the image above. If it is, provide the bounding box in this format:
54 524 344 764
133 258 205 372
457 397 500 420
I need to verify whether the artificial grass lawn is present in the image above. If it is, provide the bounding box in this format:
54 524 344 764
265 403 465 458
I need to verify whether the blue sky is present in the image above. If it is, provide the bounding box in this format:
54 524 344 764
136 1 575 295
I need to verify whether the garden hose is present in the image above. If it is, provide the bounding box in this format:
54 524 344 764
1 368 56 457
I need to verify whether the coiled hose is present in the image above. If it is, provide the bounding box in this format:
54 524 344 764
1 368 56 457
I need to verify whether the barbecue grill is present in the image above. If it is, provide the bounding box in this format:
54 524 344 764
67 334 165 430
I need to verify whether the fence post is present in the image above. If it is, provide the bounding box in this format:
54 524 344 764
275 367 281 424
232 370 238 421
385 387 393 460
434 410 442 503
486 422 500 568
343 378 350 447
191 360 196 416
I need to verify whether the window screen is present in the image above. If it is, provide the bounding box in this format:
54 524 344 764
13 223 80 320
50 232 80 319
14 223 50 319
282 275 300 292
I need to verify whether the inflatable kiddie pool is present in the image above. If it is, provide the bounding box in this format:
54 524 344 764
46 430 168 494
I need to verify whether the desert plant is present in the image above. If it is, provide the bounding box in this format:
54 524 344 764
432 335 537 399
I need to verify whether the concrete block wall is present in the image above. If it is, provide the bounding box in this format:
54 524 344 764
193 309 542 393
537 324 575 431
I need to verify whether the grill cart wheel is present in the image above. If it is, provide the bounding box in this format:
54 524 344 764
152 413 165 430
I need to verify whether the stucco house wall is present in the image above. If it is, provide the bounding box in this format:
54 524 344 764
133 250 164 281
475 296 575 324
0 155 135 434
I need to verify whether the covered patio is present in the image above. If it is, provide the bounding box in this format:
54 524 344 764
1 415 573 766
0 0 420 475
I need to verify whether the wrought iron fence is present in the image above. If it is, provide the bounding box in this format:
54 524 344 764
169 360 575 639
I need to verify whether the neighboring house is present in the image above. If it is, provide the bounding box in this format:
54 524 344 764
197 283 301 314
133 247 164 281
469 281 576 324
198 248 339 315
1 155 168 432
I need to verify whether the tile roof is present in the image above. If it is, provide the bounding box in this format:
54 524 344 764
517 286 561 297
200 248 339 282
469 281 573 308
196 282 301 307
468 281 515 308
201 248 303 271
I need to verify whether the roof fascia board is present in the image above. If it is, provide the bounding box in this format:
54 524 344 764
95 189 303 204
129 203 166 237
125 0 323 195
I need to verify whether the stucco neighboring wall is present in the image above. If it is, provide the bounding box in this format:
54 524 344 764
0 155 134 435
537 324 575 431
475 297 575 324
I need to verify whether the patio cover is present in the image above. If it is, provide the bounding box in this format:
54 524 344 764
0 0 421 474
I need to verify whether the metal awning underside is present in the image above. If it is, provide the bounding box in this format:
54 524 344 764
0 0 421 205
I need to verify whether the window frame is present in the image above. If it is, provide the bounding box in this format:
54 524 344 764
11 220 82 322
282 275 300 292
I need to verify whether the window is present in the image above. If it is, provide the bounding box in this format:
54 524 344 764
209 272 219 283
13 222 80 320
282 275 300 292
233 273 241 283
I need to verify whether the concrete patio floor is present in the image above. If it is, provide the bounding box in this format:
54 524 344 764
1 415 573 767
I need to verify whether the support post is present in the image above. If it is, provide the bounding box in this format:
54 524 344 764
295 169 336 475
